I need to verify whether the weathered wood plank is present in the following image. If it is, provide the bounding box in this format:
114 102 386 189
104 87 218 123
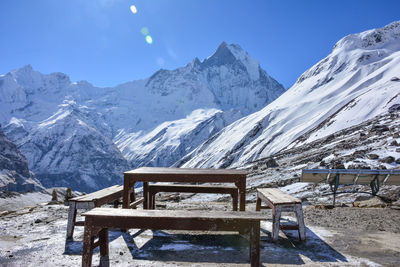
71 185 123 202
83 207 265 221
257 188 301 205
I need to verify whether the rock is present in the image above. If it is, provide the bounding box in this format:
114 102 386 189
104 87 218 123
390 77 400 81
391 199 400 210
397 148 400 153
388 104 400 113
368 154 379 160
353 196 387 208
354 195 372 202
371 125 390 133
0 211 11 217
333 162 345 169
390 140 399 146
396 158 400 164
265 157 279 168
34 219 42 223
314 204 334 209
380 156 395 164
352 150 366 158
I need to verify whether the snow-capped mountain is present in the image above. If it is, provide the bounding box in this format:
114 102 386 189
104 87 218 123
1 42 284 191
0 42 284 134
4 101 129 193
177 21 400 168
114 108 242 168
0 124 42 191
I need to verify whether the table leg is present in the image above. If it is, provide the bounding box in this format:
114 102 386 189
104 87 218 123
123 178 130 209
143 182 149 209
236 180 246 211
249 221 260 267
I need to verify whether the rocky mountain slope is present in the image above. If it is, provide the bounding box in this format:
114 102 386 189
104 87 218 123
4 101 129 193
1 43 284 191
177 21 400 169
0 124 42 192
114 108 242 167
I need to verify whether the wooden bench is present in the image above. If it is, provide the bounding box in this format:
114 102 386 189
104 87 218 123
66 185 144 239
256 188 305 242
81 208 265 267
302 169 400 205
148 184 239 211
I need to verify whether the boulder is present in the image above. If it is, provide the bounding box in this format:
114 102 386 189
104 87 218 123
353 196 387 208
380 156 395 164
368 154 379 160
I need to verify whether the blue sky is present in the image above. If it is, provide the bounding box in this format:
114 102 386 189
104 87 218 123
1 0 399 88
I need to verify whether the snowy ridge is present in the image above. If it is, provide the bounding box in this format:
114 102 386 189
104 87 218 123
177 21 400 169
114 108 242 167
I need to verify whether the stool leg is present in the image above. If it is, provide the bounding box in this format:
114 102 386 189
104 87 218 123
99 228 109 267
295 204 306 241
66 201 77 239
272 207 281 242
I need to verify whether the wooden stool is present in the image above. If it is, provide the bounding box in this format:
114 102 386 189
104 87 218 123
256 188 306 242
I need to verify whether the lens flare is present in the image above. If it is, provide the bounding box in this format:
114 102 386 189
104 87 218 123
130 5 137 14
141 27 149 36
145 35 153 44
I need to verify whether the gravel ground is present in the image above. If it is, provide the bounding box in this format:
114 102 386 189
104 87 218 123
303 206 400 233
1 199 400 266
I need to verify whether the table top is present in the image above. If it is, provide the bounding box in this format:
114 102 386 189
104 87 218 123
124 167 247 182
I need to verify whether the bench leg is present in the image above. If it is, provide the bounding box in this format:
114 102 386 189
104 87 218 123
113 199 119 208
148 190 154 209
143 182 149 209
249 222 260 267
99 228 109 267
231 191 238 211
66 201 77 240
295 204 306 242
272 207 281 242
255 197 261 211
82 218 95 267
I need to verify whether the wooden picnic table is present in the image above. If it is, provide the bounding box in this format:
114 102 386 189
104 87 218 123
123 167 248 211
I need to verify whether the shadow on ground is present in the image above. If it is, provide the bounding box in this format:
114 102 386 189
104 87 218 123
63 220 348 265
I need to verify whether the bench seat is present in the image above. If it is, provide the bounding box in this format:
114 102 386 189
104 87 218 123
66 185 144 240
81 208 265 267
256 188 305 242
148 184 238 210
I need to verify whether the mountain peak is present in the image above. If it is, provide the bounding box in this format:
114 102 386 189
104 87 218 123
202 42 236 67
